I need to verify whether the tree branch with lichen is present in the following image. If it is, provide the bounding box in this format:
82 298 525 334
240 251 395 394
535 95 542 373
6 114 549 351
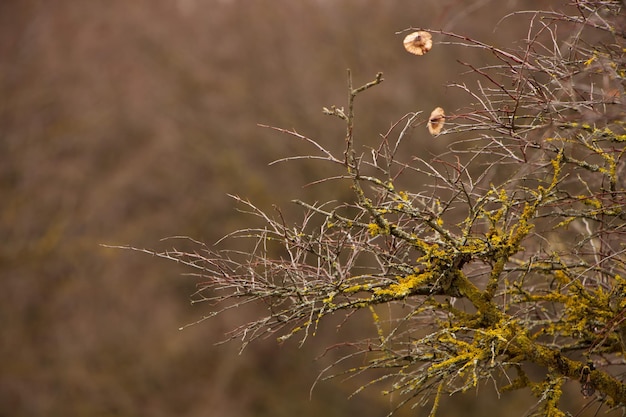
110 1 626 415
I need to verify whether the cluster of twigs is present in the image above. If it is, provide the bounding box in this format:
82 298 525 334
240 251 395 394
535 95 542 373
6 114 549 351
112 1 626 416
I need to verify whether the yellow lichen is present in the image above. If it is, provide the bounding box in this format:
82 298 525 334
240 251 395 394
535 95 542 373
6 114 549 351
373 273 430 297
368 223 381 236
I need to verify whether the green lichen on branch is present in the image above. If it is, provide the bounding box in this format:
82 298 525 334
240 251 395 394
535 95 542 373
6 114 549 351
129 2 626 416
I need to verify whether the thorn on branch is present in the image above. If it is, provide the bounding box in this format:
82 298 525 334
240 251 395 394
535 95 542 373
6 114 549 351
351 72 384 96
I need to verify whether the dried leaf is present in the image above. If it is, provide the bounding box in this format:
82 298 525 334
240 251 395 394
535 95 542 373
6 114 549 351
428 107 445 136
403 31 433 56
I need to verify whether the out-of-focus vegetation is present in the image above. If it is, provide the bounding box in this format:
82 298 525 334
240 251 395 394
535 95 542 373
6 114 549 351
0 0 577 416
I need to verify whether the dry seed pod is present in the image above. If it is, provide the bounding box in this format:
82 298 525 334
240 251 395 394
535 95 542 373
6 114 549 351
428 107 445 136
403 31 433 55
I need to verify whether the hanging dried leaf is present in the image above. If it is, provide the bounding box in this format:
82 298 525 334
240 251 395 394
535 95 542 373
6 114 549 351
428 107 445 136
403 31 433 56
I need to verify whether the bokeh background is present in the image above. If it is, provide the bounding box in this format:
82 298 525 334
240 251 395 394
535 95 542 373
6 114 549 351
1 0 592 416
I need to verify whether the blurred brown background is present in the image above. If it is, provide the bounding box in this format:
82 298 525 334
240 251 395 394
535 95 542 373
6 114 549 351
0 0 571 416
